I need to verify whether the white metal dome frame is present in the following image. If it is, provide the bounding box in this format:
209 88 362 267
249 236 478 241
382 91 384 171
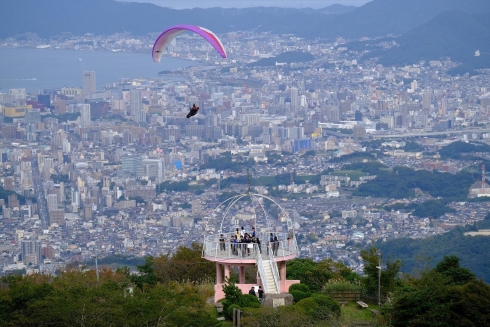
202 190 298 260
207 192 295 235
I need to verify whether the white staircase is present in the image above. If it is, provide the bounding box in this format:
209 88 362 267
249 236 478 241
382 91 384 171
260 259 279 294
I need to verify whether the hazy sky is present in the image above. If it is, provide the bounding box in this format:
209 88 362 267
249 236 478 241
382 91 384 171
119 0 371 9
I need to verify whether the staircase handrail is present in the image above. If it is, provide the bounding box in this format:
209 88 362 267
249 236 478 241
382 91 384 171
255 244 268 293
268 242 281 293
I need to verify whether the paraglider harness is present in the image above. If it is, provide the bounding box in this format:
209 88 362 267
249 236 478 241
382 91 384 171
186 104 199 118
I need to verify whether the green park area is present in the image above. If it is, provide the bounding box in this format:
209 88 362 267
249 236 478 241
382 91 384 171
330 169 368 181
1 243 485 327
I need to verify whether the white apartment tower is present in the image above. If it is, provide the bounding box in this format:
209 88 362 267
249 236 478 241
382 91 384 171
80 104 91 128
130 90 142 117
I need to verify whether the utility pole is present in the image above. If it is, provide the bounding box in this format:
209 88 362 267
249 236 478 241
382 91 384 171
93 254 100 286
377 250 381 309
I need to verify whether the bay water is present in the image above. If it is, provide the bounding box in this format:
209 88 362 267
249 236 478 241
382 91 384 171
0 48 199 93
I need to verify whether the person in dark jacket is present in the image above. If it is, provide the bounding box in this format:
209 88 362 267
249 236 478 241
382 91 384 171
257 286 264 302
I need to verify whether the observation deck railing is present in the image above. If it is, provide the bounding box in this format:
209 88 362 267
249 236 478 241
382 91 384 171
203 232 299 262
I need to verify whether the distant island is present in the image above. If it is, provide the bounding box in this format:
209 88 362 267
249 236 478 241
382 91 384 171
247 51 315 67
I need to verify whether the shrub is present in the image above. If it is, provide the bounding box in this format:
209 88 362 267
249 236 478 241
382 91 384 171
296 297 319 311
226 304 241 320
290 290 311 302
296 295 341 320
312 294 341 318
289 283 310 293
240 294 261 308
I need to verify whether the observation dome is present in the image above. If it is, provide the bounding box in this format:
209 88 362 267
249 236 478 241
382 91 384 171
202 189 300 302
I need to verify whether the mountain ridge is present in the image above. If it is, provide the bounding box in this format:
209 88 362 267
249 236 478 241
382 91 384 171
363 10 490 74
2 0 490 40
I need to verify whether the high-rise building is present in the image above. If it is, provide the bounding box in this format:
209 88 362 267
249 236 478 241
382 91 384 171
25 109 41 124
290 87 299 112
80 104 91 128
326 106 340 122
136 109 146 123
123 130 133 144
62 139 71 153
121 155 142 176
439 97 448 116
72 189 80 208
38 94 51 109
9 88 26 101
137 158 165 182
47 194 58 211
354 110 363 121
380 115 396 129
21 240 41 265
82 71 96 95
192 200 201 216
130 90 142 117
422 90 431 109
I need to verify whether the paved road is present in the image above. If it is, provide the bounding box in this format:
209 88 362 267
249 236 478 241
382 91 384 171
31 158 48 228
371 128 490 138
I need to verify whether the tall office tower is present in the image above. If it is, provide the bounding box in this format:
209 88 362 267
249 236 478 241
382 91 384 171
47 194 58 211
123 130 133 144
71 189 80 208
82 71 96 95
136 109 146 123
326 106 340 122
422 90 432 109
59 182 65 203
130 90 142 117
80 104 91 128
290 87 299 112
191 200 201 216
439 97 448 116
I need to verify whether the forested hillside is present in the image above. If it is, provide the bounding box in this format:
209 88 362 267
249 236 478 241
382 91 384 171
353 166 475 200
376 212 490 281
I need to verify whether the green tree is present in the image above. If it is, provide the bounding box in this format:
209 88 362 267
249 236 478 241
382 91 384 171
131 256 158 288
286 258 356 292
153 243 215 284
360 247 402 297
390 260 490 327
435 255 475 285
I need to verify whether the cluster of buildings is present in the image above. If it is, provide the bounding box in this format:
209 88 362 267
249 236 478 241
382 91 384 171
1 30 490 275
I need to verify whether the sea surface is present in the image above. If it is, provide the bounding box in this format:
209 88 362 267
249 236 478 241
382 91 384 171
0 48 199 93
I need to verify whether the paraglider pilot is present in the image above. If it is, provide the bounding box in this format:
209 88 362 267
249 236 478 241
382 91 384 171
186 104 199 118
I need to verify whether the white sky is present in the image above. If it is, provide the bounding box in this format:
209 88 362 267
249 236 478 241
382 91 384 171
119 0 371 9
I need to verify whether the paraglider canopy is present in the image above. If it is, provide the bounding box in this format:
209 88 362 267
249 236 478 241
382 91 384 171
152 24 227 63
